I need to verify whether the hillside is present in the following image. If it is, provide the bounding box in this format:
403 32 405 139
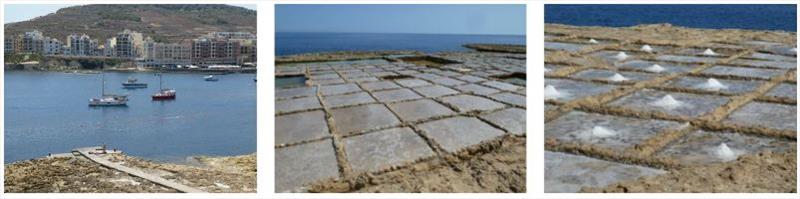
4 4 256 44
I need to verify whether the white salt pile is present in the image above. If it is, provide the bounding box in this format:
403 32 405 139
607 73 629 82
641 45 654 53
697 78 728 91
713 143 738 161
591 126 617 138
651 94 683 109
702 48 717 56
645 64 665 73
589 38 599 44
613 52 629 61
545 85 563 100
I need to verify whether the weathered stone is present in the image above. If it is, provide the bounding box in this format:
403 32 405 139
360 81 402 92
276 96 322 114
395 79 432 88
323 92 376 108
480 108 526 135
440 94 506 113
372 88 423 103
343 127 435 172
275 139 339 192
387 99 456 122
330 104 401 135
276 110 330 144
320 83 362 96
413 85 460 98
418 116 505 152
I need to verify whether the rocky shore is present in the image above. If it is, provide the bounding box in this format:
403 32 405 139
275 50 422 64
4 153 256 193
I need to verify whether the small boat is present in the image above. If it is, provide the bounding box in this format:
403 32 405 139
89 73 128 106
152 73 176 100
204 75 219 81
122 77 147 89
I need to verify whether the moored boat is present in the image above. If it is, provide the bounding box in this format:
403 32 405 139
152 73 176 100
89 73 128 106
204 75 218 81
122 77 148 89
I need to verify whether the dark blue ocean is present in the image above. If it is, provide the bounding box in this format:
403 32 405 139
276 32 526 56
545 5 797 32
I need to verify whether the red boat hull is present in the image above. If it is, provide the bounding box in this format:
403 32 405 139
152 95 176 100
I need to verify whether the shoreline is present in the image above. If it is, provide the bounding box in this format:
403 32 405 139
274 43 526 65
4 150 256 193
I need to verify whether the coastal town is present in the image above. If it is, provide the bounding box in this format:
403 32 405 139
4 29 256 71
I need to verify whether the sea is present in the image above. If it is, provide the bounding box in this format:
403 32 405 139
545 4 797 32
4 71 256 163
276 32 527 56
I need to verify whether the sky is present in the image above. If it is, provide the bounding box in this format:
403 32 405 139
4 4 257 24
276 4 526 35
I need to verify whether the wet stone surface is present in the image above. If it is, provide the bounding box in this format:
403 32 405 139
765 83 797 100
545 151 666 193
700 65 785 79
371 88 423 103
275 139 339 193
665 76 763 94
387 99 456 122
413 85 460 98
616 60 695 74
276 96 322 114
480 108 527 135
546 111 684 152
570 69 657 82
544 78 617 102
440 94 507 113
343 127 435 173
608 89 729 118
418 116 506 153
724 102 797 131
276 110 330 145
656 130 797 166
330 104 402 135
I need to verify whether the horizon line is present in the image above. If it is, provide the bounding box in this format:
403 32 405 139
275 31 526 37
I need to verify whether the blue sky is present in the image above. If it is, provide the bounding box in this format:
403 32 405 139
276 4 526 35
4 4 257 24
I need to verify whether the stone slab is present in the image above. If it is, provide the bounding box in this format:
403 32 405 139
276 96 322 114
657 130 796 166
608 89 729 118
546 111 684 152
330 104 402 135
372 88 424 103
343 127 435 173
440 94 507 113
275 139 339 192
320 83 363 96
418 116 505 152
545 151 666 193
323 92 376 108
725 102 796 131
413 85 460 98
276 110 330 145
480 108 526 135
387 99 456 122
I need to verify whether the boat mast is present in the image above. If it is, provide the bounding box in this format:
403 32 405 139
101 73 105 96
159 73 163 90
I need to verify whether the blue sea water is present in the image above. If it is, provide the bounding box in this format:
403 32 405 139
4 71 256 163
545 5 797 32
276 32 526 56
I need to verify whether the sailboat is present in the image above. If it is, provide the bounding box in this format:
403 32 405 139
89 73 128 106
152 73 176 100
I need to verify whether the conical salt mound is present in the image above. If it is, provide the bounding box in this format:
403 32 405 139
591 126 617 138
588 38 599 44
698 78 728 91
702 48 717 56
651 94 683 109
613 52 629 61
645 64 665 73
607 73 629 82
641 45 654 53
714 143 738 161
544 67 551 73
544 85 562 100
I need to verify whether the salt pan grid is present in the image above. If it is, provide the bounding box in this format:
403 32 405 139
545 26 797 192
